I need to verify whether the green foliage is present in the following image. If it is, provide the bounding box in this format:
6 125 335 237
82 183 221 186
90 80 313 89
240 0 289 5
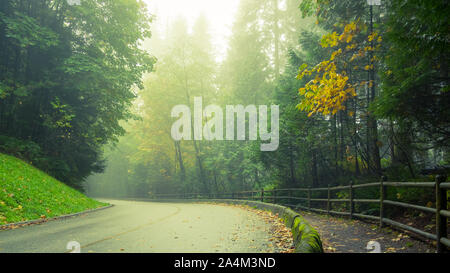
86 0 448 209
1 11 59 49
0 0 155 189
0 136 42 164
374 0 450 148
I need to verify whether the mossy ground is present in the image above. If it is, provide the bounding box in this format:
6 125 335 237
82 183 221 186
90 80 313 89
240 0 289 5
0 153 107 225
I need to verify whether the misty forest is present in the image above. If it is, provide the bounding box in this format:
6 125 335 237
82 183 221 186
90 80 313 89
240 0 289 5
1 0 449 220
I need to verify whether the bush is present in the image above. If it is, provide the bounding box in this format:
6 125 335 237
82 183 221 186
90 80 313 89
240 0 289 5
0 135 43 164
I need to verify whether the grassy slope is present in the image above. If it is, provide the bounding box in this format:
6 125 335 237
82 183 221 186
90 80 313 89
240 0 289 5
0 153 107 225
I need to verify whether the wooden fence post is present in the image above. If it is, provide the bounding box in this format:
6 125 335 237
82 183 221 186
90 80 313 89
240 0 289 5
261 189 264 203
307 187 311 209
327 184 331 215
436 174 448 253
273 190 277 204
350 180 354 219
379 176 387 229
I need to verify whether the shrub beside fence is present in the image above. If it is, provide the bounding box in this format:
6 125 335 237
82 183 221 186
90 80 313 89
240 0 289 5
152 175 449 253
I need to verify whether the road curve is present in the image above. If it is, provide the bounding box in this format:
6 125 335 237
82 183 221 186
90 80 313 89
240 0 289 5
0 199 278 253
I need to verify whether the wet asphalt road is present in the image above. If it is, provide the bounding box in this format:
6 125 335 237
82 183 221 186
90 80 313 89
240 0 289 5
0 200 276 253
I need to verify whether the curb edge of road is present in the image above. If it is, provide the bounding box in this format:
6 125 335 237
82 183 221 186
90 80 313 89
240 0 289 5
0 204 114 230
146 198 324 253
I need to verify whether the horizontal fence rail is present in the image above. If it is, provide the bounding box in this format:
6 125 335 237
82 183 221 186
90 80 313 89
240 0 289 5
152 175 449 253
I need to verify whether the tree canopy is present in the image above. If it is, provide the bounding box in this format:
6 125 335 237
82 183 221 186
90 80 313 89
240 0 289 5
0 0 155 189
1 0 447 199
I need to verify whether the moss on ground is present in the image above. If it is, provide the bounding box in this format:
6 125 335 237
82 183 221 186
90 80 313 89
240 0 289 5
0 153 107 225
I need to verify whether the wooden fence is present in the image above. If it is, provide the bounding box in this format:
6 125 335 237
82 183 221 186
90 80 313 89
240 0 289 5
152 175 449 253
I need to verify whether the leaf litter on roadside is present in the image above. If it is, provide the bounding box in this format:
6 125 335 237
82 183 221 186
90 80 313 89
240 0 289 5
201 202 295 253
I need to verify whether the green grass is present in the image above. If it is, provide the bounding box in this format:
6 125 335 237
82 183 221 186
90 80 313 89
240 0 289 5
0 153 107 225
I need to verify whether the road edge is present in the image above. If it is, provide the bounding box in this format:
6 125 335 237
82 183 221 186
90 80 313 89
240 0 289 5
147 198 324 253
0 204 114 230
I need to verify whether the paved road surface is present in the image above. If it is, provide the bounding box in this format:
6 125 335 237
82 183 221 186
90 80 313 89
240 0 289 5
0 200 277 253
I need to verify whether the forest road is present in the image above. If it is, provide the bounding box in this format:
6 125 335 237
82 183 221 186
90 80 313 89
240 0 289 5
0 199 278 253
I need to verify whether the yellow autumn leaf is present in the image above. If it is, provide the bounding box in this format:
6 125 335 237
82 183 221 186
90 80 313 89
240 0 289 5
346 34 353 43
346 44 356 50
